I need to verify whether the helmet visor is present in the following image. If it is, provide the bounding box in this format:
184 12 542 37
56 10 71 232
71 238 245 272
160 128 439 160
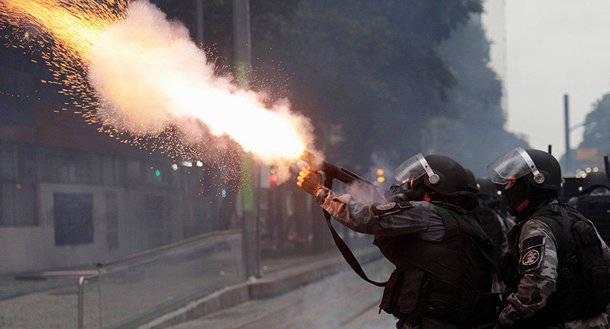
392 153 431 183
487 147 539 185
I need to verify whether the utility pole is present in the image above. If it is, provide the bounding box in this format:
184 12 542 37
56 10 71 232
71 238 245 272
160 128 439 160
195 0 204 46
233 0 260 279
564 94 571 173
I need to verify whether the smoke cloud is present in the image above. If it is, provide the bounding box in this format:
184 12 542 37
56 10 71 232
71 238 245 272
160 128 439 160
87 0 314 164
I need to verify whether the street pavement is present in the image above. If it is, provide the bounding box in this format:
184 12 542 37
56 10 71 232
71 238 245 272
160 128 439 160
169 257 396 329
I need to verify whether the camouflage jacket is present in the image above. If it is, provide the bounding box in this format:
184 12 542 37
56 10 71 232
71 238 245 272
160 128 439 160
313 187 446 240
498 202 610 329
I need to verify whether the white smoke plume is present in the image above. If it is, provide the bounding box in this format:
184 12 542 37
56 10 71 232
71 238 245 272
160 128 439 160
87 0 314 165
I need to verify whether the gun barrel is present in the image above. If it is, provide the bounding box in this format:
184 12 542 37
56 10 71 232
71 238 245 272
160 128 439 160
299 150 372 185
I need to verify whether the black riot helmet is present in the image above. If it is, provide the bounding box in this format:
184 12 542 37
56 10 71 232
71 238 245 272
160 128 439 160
393 153 468 198
487 147 562 192
476 177 499 197
488 147 561 218
476 177 505 211
464 169 479 193
581 171 610 194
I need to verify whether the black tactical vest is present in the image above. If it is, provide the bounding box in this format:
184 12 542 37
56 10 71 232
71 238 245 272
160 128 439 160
577 194 610 244
502 202 610 328
474 206 506 271
373 203 497 328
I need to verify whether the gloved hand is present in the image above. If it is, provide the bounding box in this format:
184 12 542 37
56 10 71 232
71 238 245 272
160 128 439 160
296 168 323 196
497 307 515 329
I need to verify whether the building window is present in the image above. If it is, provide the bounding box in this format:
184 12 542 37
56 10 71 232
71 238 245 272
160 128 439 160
105 191 119 250
126 159 141 184
54 193 93 246
0 183 37 226
144 194 166 248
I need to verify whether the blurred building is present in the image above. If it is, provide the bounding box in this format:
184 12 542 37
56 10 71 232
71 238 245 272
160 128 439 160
0 44 229 274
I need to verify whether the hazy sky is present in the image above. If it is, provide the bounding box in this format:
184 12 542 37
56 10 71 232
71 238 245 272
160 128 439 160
483 0 610 162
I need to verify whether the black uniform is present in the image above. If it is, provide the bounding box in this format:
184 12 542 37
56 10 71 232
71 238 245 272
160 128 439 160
487 147 610 329
312 187 496 329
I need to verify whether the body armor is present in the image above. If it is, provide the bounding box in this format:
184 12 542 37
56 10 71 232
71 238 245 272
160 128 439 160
576 194 610 244
374 203 497 327
502 203 609 328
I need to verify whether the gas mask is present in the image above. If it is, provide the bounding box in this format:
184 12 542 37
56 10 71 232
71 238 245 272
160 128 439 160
502 177 553 219
502 179 529 216
385 177 426 202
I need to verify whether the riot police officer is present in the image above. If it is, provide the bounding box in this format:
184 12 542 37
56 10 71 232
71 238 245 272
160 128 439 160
477 177 515 233
487 147 610 329
470 175 509 277
297 153 497 329
573 171 610 245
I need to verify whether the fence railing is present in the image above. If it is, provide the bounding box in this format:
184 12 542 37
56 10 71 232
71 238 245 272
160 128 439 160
0 229 244 329
88 229 244 329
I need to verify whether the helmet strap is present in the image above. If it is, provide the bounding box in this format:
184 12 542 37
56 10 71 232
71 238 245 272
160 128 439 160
417 154 440 184
517 147 545 184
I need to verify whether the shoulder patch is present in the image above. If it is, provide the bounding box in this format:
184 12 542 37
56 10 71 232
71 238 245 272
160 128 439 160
376 202 397 211
522 249 541 266
518 235 546 274
522 235 544 249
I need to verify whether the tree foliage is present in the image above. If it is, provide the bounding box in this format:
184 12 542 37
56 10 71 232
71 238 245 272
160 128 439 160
248 0 486 170
427 15 528 174
157 0 525 175
579 94 610 150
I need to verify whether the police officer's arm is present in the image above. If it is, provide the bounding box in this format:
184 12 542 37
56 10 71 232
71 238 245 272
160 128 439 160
297 168 433 235
498 218 558 326
312 186 434 235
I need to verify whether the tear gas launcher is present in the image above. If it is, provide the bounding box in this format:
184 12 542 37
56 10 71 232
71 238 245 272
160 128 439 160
299 150 374 188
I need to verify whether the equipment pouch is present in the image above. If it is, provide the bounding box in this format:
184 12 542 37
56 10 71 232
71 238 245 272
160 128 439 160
379 270 426 316
396 271 426 314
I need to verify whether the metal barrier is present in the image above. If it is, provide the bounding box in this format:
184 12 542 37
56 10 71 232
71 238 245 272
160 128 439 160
83 230 244 329
78 276 86 329
0 230 243 329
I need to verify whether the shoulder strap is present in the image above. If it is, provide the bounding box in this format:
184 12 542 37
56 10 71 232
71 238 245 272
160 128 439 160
323 176 386 287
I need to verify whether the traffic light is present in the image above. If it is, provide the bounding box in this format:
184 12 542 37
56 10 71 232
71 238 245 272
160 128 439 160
376 168 385 183
269 167 278 188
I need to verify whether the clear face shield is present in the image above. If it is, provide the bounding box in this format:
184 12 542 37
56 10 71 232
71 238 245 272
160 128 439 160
487 147 545 186
392 153 440 186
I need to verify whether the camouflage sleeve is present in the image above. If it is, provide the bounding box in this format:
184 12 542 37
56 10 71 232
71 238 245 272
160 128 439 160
498 218 558 326
313 186 432 236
